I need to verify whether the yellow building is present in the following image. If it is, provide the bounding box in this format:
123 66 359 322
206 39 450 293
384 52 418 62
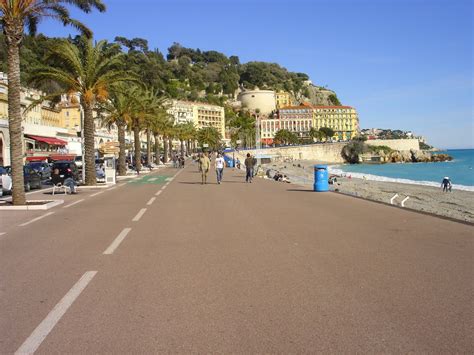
193 103 225 139
312 105 359 140
275 91 292 109
59 103 81 131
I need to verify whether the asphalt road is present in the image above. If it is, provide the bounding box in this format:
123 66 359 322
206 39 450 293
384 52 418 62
0 163 472 353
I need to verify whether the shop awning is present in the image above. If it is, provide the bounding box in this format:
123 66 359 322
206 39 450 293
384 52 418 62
26 135 67 146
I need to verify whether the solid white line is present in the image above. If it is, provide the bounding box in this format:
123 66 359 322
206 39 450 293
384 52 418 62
146 197 156 206
155 190 162 196
19 212 54 227
90 191 104 197
107 186 117 191
132 208 147 222
103 228 132 255
63 199 84 209
15 271 97 355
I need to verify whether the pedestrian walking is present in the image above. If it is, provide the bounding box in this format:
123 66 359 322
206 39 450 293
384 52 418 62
215 153 225 184
245 153 255 183
199 152 211 184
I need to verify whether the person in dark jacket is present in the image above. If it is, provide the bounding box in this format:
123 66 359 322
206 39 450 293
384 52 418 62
244 153 255 183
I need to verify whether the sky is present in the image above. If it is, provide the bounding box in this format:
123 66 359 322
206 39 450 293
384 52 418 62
38 0 473 149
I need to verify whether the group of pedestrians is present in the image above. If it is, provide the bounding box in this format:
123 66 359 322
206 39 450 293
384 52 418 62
197 152 257 185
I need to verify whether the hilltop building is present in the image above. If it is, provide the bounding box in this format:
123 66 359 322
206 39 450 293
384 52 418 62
275 91 292 109
237 89 276 115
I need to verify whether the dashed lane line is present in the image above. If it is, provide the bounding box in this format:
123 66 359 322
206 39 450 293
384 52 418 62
19 212 54 227
103 228 132 255
155 190 162 196
90 191 104 197
146 197 156 206
132 208 147 222
63 199 84 209
15 271 98 355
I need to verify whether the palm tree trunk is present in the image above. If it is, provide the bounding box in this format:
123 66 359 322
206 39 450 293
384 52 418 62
162 136 168 163
117 122 126 176
146 130 151 165
83 102 96 186
168 138 173 158
154 134 160 164
180 140 185 157
6 31 26 204
133 120 141 171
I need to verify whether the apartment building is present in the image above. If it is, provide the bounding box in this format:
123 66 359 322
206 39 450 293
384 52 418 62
167 100 226 139
260 103 359 144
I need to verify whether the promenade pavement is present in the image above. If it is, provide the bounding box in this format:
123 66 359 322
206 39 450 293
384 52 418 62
0 163 472 353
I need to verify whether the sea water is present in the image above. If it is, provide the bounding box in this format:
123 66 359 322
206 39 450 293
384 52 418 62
332 149 474 191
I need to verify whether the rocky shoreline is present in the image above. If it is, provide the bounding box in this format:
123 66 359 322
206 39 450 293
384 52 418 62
260 159 474 224
370 148 452 163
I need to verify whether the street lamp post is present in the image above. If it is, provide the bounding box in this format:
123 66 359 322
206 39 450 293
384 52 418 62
255 110 261 167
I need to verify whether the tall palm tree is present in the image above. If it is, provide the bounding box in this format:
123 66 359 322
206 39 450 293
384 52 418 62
30 37 135 185
130 86 165 170
149 109 173 165
197 127 221 151
0 0 106 204
98 87 135 175
161 119 175 163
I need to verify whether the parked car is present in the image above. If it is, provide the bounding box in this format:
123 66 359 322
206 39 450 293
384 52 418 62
23 165 42 191
52 161 80 181
27 162 52 180
0 165 41 194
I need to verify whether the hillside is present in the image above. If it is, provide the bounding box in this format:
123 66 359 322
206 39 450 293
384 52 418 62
0 35 342 106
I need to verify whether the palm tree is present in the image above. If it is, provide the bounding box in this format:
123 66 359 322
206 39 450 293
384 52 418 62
0 0 105 204
30 37 135 185
197 127 221 151
98 87 135 175
149 110 173 165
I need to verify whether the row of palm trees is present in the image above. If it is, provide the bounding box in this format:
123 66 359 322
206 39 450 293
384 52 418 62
0 0 211 205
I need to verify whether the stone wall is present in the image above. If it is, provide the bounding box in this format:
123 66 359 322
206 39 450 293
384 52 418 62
366 139 420 151
235 143 347 164
232 139 421 164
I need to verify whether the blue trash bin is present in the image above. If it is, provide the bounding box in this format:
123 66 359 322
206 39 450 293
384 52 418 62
314 165 329 192
227 159 234 168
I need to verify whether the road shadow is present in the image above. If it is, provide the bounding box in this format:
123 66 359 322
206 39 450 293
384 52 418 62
179 182 219 185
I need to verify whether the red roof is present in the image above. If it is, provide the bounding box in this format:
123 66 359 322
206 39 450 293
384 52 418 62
26 135 67 146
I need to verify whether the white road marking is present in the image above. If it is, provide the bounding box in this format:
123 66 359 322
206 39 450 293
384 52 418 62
15 271 97 355
0 232 6 236
19 212 54 227
161 185 167 191
132 208 147 222
103 228 132 255
155 190 162 196
63 199 84 209
165 177 173 181
148 177 157 182
107 186 117 191
90 191 104 197
147 197 156 206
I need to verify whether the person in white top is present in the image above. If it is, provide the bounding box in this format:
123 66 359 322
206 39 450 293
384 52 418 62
214 153 226 184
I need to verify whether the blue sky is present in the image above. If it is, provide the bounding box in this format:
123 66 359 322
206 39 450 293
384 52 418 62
39 0 473 148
